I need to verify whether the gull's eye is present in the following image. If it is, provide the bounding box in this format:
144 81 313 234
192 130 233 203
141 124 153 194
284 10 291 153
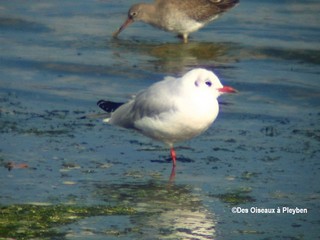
205 80 212 87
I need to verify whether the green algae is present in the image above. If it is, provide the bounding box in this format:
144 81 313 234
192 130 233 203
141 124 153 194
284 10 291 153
215 192 256 205
211 187 256 205
0 204 136 239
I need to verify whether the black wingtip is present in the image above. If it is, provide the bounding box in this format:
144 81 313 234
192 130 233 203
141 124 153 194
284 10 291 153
97 100 123 113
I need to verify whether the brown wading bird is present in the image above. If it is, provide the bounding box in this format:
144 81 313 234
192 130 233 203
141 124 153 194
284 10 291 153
112 0 239 43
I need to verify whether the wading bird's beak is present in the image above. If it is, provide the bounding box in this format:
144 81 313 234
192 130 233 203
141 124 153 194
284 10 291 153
112 18 134 37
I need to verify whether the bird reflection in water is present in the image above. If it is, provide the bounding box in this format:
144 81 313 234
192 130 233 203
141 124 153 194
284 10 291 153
94 181 216 239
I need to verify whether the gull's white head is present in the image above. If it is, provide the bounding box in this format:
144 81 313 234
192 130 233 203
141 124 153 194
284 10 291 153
180 68 236 98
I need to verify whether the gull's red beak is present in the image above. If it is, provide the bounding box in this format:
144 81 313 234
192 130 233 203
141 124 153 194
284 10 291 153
112 18 134 37
218 86 237 93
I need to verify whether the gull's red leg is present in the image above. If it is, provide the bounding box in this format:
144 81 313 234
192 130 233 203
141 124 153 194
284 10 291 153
169 147 176 182
169 165 176 182
170 147 177 167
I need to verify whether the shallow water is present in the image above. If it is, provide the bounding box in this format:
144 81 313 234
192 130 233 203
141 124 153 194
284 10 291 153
1 0 320 239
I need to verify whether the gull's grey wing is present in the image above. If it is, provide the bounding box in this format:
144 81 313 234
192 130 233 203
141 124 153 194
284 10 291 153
109 76 181 128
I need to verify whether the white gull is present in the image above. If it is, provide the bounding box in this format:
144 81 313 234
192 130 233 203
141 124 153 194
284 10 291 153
97 68 236 167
